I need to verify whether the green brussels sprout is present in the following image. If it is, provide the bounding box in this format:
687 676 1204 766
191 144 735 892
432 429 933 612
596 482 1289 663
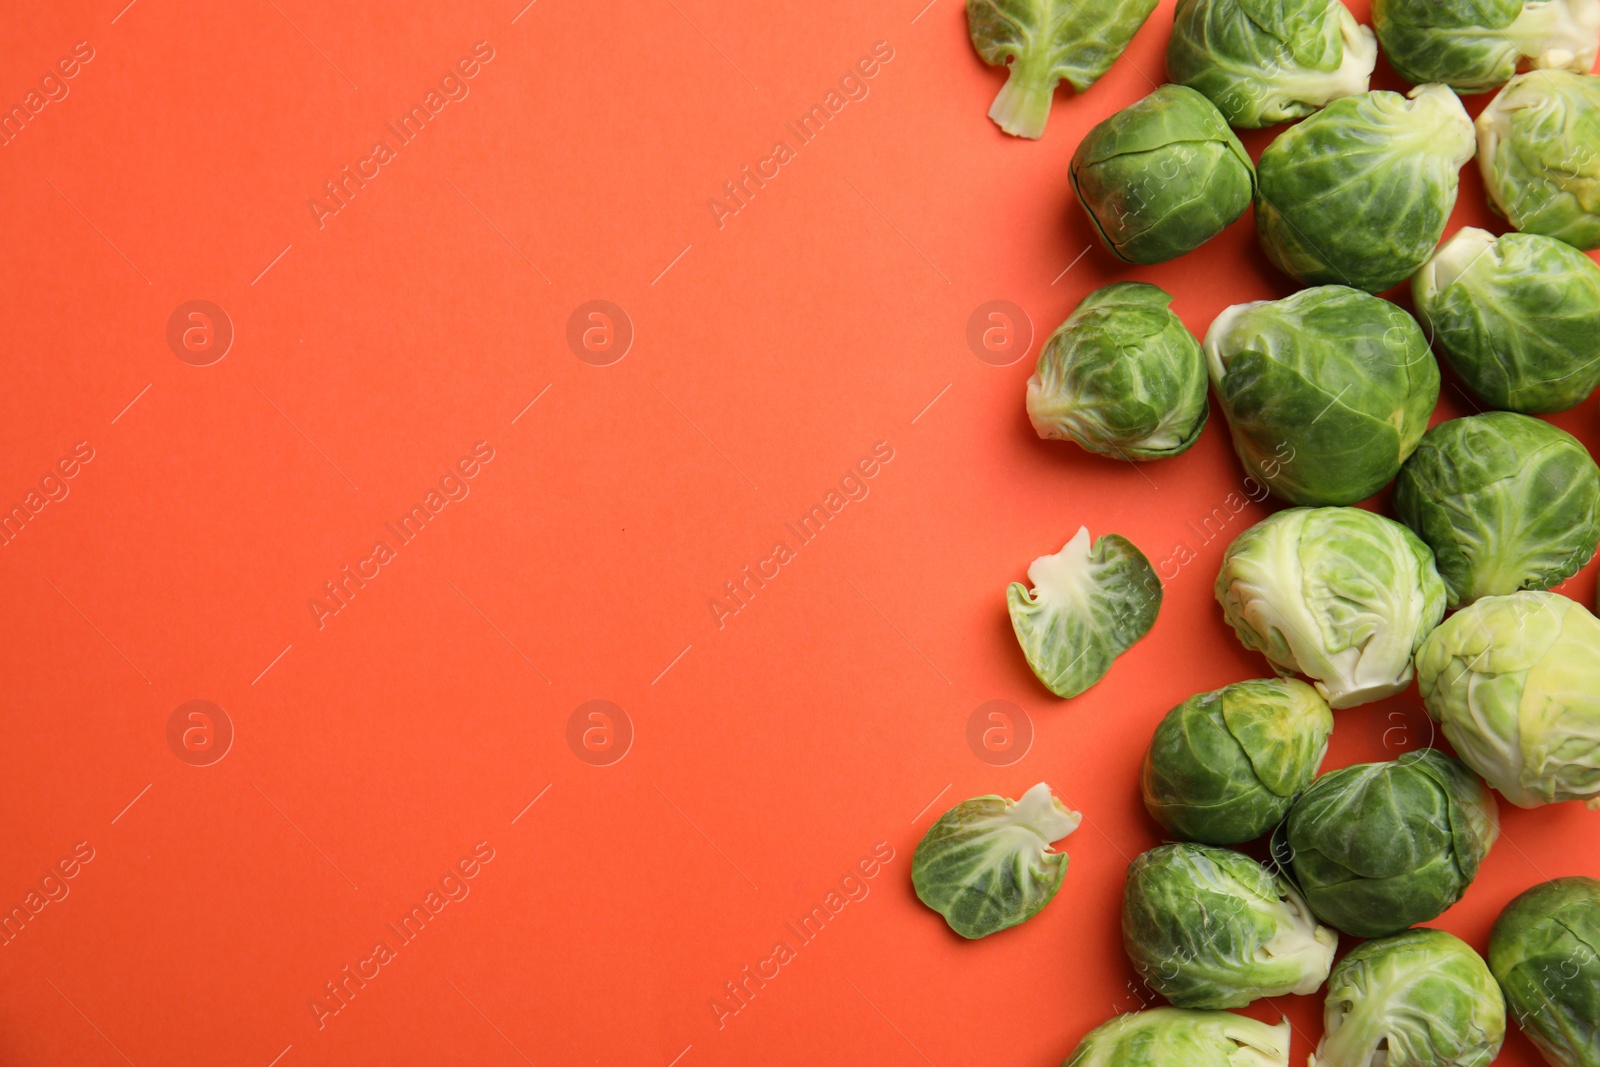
1216 508 1446 708
967 0 1160 139
1373 0 1600 93
1395 415 1600 607
1477 69 1600 249
1412 228 1600 413
1255 85 1476 291
1490 877 1600 1067
1311 928 1506 1067
1166 0 1379 128
1141 678 1333 844
912 782 1081 938
1070 86 1255 264
1204 286 1440 506
1123 843 1338 1009
1009 527 1161 698
1063 1007 1291 1067
1275 749 1499 938
1027 283 1209 460
1416 592 1600 809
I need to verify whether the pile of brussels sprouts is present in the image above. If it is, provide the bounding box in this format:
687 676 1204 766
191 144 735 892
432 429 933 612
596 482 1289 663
930 1 1600 1064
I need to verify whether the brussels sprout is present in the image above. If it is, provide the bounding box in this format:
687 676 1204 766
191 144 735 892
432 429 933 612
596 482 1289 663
1009 527 1161 698
1215 513 1443 694
911 782 1081 938
1141 679 1333 844
1255 85 1476 291
1027 284 1209 460
1412 228 1600 413
1478 70 1600 249
1395 415 1600 607
1276 749 1499 938
967 0 1160 139
1373 0 1600 93
1490 877 1600 1067
1204 287 1439 506
1063 1007 1291 1067
1166 0 1379 128
1069 86 1255 264
1416 592 1600 809
1123 843 1337 1009
1216 508 1446 708
1311 928 1506 1067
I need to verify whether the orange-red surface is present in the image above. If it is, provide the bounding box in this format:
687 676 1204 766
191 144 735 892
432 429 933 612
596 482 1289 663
0 1 1595 1064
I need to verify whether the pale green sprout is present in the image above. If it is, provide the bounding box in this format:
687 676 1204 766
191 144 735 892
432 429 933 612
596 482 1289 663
1204 286 1439 505
1122 843 1337 1009
911 783 1081 938
1141 678 1333 845
1167 0 1378 128
1374 0 1600 92
1008 528 1161 698
1063 1008 1291 1067
1394 414 1600 607
1255 84 1476 291
967 0 1160 139
1311 928 1506 1067
1490 877 1600 1067
1214 508 1446 708
1027 283 1209 459
1477 69 1600 249
1276 749 1499 938
1412 228 1600 413
1416 591 1600 809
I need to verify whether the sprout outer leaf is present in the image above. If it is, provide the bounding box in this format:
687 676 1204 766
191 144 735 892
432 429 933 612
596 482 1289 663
911 782 1082 938
1008 528 1162 698
967 0 1160 138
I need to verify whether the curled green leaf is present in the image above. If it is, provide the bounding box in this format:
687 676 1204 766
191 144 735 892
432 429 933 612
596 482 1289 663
967 0 1160 138
1008 527 1162 698
912 782 1082 938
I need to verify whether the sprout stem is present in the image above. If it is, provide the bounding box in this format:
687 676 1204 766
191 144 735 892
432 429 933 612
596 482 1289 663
988 60 1058 139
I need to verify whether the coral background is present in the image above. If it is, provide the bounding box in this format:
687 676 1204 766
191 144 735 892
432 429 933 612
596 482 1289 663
0 0 1593 1064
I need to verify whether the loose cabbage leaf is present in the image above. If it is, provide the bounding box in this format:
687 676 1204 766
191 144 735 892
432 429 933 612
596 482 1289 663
967 0 1160 138
911 782 1081 938
1008 527 1161 698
